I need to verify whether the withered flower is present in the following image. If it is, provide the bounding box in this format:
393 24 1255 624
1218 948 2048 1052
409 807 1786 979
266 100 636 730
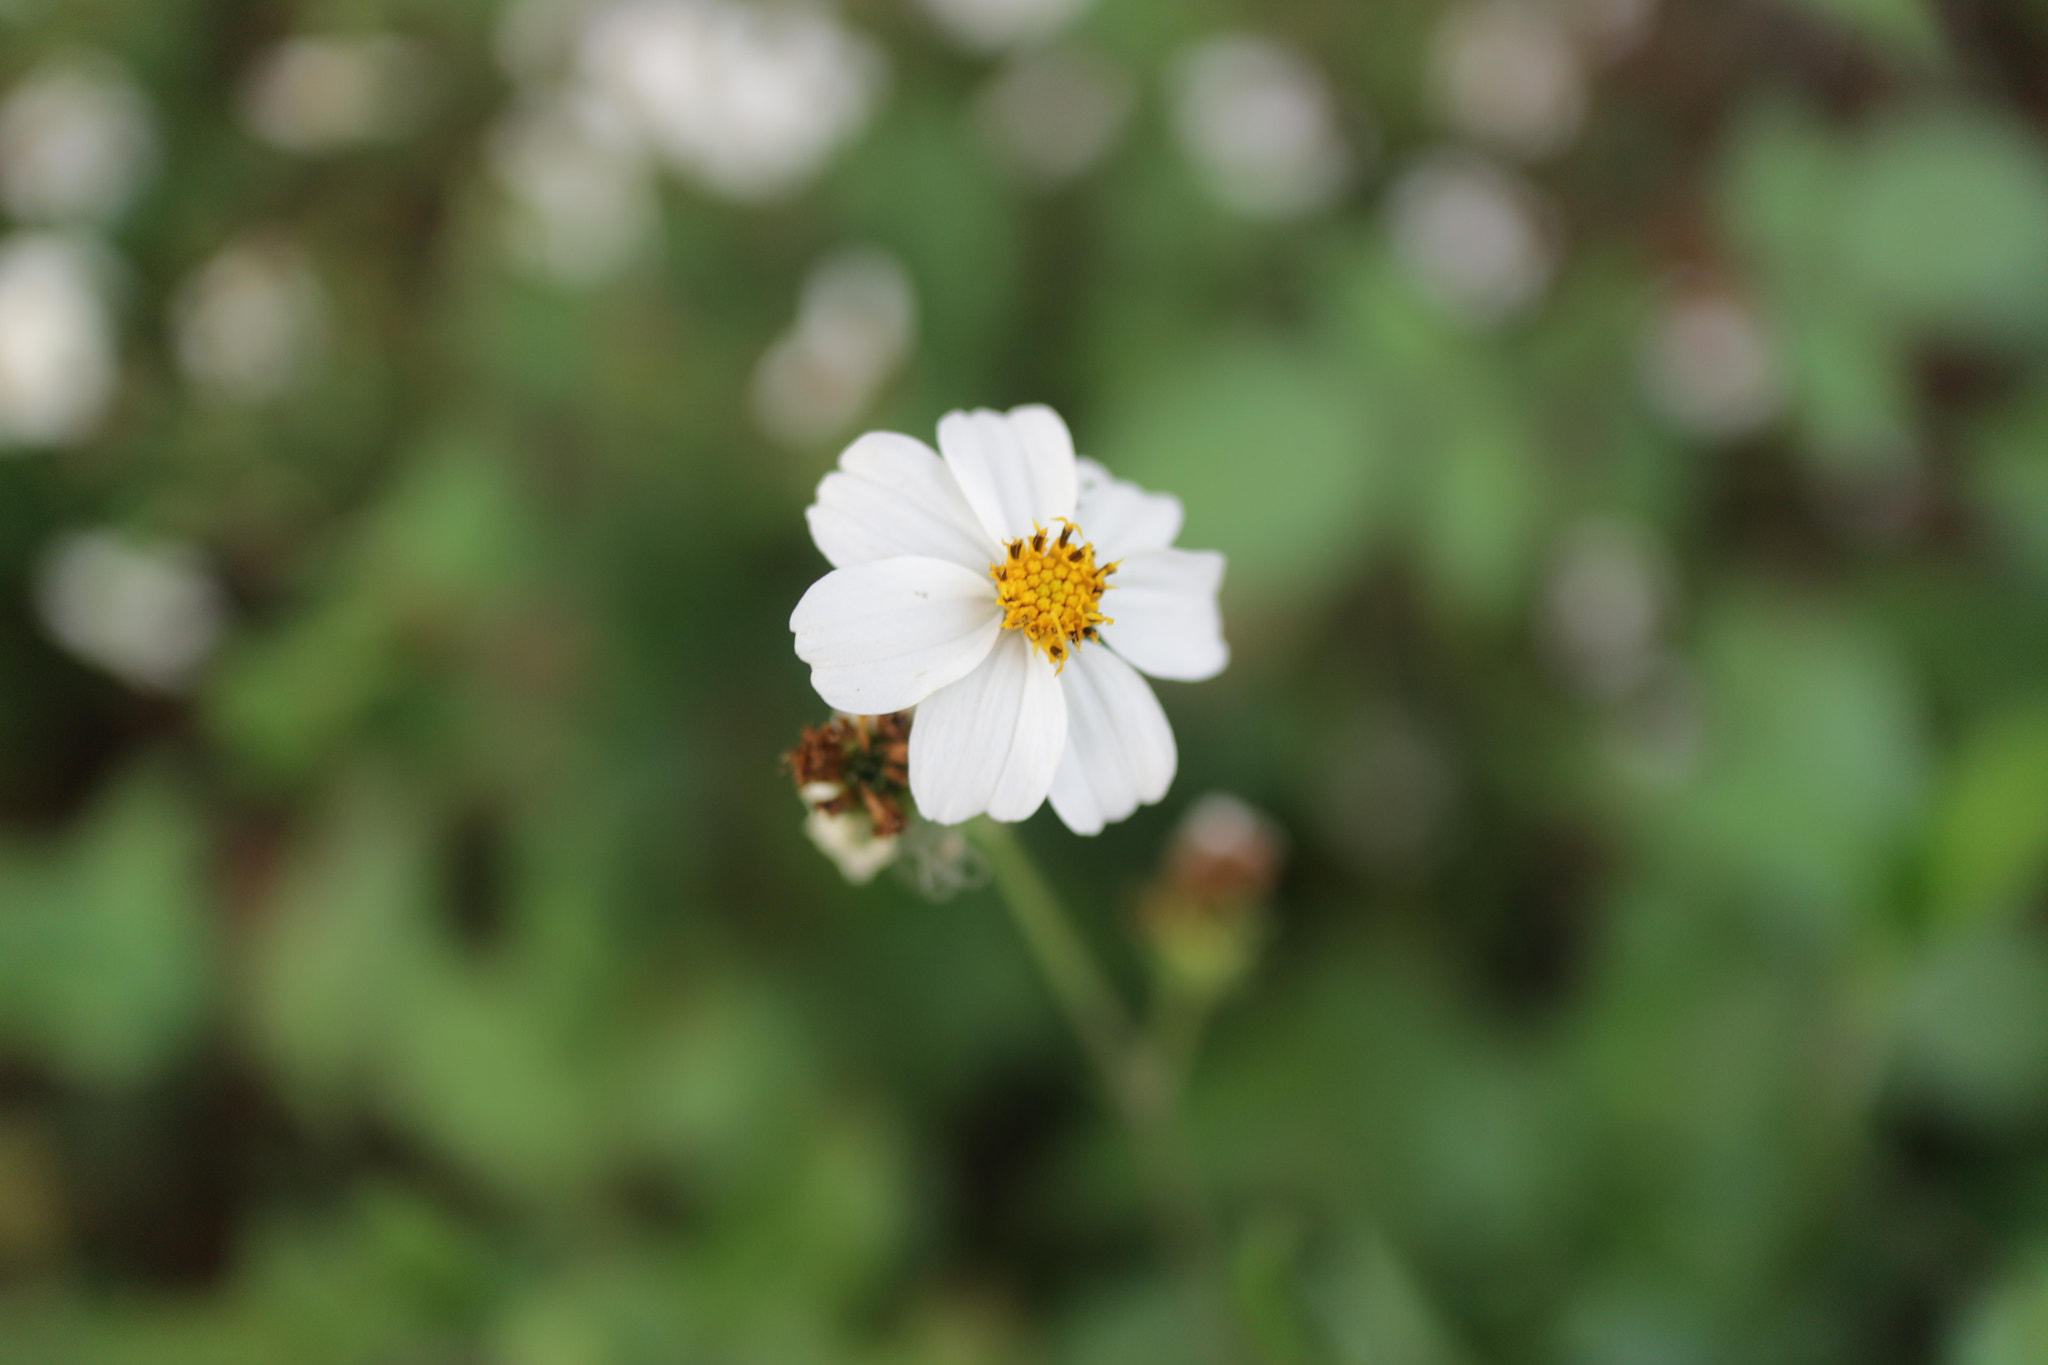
784 712 912 883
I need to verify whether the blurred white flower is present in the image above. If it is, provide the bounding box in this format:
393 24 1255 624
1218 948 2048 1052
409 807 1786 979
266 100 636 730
0 233 117 449
974 47 1133 187
915 0 1091 53
496 0 594 80
1428 1 1587 160
172 238 326 403
1387 151 1556 325
752 245 916 447
576 0 884 204
1639 286 1785 440
0 52 157 225
1169 35 1352 221
242 35 431 154
34 529 227 694
490 92 657 287
1542 517 1670 701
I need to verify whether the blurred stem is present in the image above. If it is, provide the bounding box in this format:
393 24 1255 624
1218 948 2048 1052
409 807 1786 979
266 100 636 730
1154 976 1216 1092
971 819 1247 1365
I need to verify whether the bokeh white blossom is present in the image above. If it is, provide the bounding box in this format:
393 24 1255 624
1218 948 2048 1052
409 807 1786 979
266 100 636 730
752 246 916 448
0 52 157 225
914 0 1092 54
242 35 432 154
1428 0 1587 160
974 48 1134 188
1542 517 1673 702
1640 285 1786 440
34 529 228 694
0 233 118 449
172 238 327 403
1168 35 1353 221
489 91 657 287
1388 151 1557 325
573 0 885 204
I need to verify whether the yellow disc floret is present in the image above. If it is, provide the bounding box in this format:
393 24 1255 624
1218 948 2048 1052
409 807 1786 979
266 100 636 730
990 521 1117 671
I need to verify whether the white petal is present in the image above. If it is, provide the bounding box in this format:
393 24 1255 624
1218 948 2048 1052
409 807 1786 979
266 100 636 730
1101 548 1230 682
806 431 999 572
1047 645 1178 836
909 631 1067 824
1075 457 1185 561
937 404 1078 546
791 558 1001 714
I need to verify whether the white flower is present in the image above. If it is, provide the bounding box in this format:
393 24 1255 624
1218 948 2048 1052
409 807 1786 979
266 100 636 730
0 232 118 449
0 52 158 226
575 0 884 205
1167 35 1353 222
751 245 916 447
914 0 1092 53
1387 151 1556 326
34 528 227 693
790 406 1228 835
241 35 431 154
172 237 327 402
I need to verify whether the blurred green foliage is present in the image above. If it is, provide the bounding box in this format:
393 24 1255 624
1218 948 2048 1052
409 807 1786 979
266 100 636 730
3 0 2048 1362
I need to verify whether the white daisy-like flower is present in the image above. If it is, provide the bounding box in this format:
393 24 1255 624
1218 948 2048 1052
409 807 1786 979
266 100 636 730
790 405 1228 835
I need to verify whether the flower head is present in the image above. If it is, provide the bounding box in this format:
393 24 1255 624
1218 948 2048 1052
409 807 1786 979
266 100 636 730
790 405 1228 834
785 711 911 883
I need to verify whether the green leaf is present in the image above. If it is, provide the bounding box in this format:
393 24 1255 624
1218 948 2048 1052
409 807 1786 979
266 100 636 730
1768 0 1947 61
1841 107 2048 342
1927 699 2048 931
0 770 213 1089
1099 337 1380 606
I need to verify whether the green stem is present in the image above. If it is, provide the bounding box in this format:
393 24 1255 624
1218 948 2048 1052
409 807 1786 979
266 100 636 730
1153 975 1216 1094
971 819 1245 1365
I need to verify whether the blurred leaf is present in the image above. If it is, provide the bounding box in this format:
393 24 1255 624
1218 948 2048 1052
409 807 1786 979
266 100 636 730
1782 304 1915 470
0 769 213 1088
1951 1250 2048 1365
1971 385 2048 580
1308 1231 1466 1365
1926 698 2048 931
1101 337 1379 605
1658 595 1925 928
1841 106 2048 342
1723 101 1851 281
241 770 441 1112
1894 928 2048 1127
1412 400 1545 621
1768 0 1946 60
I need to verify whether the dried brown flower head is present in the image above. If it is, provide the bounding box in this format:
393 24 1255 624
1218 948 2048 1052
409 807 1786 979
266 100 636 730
784 711 911 836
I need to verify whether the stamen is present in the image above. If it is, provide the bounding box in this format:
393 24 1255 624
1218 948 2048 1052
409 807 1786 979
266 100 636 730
989 519 1115 672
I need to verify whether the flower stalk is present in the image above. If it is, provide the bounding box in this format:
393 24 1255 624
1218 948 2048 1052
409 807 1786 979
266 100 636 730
969 818 1247 1365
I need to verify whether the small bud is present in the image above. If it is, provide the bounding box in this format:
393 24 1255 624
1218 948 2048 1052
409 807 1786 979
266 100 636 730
1136 793 1286 996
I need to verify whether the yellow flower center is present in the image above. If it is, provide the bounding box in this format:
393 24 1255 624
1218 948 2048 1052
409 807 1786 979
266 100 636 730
990 521 1116 670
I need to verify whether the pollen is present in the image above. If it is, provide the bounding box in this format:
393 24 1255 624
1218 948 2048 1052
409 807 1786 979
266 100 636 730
991 520 1116 670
